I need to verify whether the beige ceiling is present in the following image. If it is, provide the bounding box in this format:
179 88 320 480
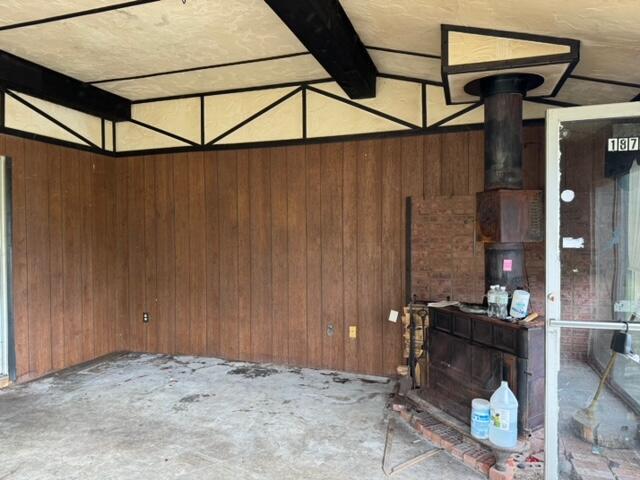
0 0 637 105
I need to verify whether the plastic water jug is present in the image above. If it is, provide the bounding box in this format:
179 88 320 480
489 381 518 448
471 398 490 440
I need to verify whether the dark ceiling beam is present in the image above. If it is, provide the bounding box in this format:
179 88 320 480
0 51 131 121
265 0 377 99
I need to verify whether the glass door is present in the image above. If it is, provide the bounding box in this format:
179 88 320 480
546 103 640 479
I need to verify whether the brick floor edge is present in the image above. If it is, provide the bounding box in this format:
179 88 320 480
392 394 503 479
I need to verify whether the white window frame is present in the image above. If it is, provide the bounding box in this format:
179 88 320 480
545 102 640 478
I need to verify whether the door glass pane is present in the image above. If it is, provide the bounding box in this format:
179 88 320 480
558 331 640 479
557 118 640 478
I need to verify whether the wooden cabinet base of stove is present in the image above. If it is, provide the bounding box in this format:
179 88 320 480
419 307 545 435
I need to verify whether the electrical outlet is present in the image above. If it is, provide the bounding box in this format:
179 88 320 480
349 326 357 339
143 312 150 323
326 323 334 337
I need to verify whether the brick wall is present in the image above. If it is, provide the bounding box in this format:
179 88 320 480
409 125 607 361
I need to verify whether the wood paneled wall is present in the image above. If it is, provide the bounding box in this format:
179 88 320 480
1 134 128 382
4 126 546 380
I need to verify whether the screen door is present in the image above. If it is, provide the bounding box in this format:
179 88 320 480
546 103 640 478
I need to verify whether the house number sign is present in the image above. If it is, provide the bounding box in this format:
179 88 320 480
607 136 639 152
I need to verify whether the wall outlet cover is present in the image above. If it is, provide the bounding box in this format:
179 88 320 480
349 326 357 338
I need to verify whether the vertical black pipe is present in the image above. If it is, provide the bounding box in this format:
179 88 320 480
479 75 531 292
484 91 523 190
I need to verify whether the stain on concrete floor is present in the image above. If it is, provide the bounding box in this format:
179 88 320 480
0 353 482 480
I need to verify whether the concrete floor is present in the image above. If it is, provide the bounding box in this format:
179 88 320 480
0 353 481 480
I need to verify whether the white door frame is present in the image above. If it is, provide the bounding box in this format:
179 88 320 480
545 102 640 478
0 156 9 379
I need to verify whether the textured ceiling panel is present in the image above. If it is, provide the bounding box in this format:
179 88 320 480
443 104 484 126
313 78 422 127
8 91 102 145
116 121 189 152
132 97 201 143
555 78 639 106
0 0 309 81
341 0 640 85
219 93 302 144
368 49 441 82
447 31 570 66
307 91 406 137
426 85 471 126
204 87 297 143
0 0 123 27
5 94 89 145
99 56 325 100
0 0 637 108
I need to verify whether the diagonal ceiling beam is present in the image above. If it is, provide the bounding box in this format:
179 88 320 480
265 0 377 99
0 51 131 121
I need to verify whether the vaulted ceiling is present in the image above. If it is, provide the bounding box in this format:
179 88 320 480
0 0 638 104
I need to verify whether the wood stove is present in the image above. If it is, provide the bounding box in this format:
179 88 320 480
416 73 546 435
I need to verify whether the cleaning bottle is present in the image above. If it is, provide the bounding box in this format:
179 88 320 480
489 381 518 448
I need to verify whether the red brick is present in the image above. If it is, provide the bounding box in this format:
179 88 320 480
489 466 514 480
440 431 464 451
476 453 496 475
451 442 476 460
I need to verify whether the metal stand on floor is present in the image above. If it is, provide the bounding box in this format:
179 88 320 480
382 414 443 476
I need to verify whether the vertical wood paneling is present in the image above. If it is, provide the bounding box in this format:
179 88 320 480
357 140 383 375
143 156 157 352
7 127 547 382
423 135 442 197
189 151 207 356
127 156 146 352
320 143 344 370
79 150 95 362
249 149 272 362
218 150 239 359
25 140 51 375
286 145 307 367
401 136 424 199
7 136 29 380
174 153 191 354
61 149 83 367
48 147 64 370
204 151 220 356
92 154 110 357
452 132 470 195
155 155 176 354
236 150 251 360
270 147 289 364
381 138 403 375
342 142 359 373
305 144 322 368
468 130 485 194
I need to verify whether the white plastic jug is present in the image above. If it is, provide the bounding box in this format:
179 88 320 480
489 381 518 448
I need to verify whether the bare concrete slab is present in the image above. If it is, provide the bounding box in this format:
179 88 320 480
0 353 482 480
